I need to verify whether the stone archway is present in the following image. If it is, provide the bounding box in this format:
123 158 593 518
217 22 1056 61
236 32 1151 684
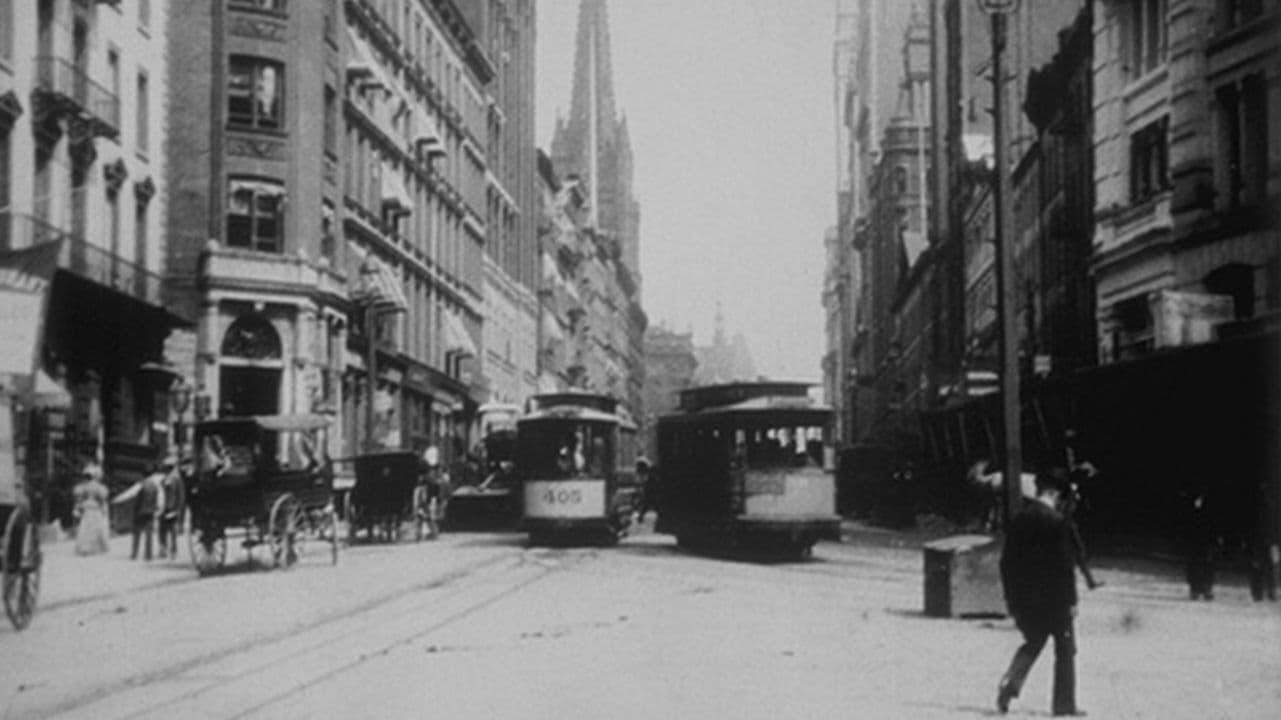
218 314 283 417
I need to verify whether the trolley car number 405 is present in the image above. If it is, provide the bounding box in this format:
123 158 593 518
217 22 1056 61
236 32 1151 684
542 488 583 505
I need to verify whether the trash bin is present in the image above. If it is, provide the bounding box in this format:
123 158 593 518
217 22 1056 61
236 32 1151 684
923 534 1005 618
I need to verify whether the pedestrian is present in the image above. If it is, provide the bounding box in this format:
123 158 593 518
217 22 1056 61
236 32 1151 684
634 458 654 523
1063 479 1102 590
131 463 165 561
72 462 110 556
1181 488 1217 601
157 452 186 560
1248 478 1278 602
996 467 1084 717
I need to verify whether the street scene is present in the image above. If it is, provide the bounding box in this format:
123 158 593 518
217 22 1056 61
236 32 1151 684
1 0 1280 718
1 524 1278 720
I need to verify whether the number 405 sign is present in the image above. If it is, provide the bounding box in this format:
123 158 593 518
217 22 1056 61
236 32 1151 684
524 480 605 519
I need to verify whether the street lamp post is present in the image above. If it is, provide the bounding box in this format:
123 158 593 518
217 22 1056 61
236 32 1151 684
979 0 1022 528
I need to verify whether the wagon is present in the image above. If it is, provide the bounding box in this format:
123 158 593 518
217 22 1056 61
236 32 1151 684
187 414 339 575
348 451 435 542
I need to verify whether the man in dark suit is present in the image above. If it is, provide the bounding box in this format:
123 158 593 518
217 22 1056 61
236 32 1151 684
997 467 1084 716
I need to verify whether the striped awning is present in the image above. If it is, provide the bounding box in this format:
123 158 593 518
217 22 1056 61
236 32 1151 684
444 311 478 357
381 168 413 216
349 244 408 312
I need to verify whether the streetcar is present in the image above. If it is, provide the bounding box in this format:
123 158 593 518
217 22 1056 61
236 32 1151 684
654 382 841 558
516 392 634 545
446 403 521 530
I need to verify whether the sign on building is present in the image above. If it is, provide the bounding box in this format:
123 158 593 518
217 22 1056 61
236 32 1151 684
1150 290 1235 349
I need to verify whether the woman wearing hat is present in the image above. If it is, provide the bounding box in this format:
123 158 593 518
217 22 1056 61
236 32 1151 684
72 462 110 556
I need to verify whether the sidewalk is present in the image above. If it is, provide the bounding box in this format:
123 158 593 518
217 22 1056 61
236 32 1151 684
37 533 200 613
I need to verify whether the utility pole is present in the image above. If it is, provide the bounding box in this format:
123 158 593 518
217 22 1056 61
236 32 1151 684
981 0 1022 528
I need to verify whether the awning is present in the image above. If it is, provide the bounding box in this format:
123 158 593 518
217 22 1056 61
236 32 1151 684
349 244 409 311
542 312 565 343
31 370 70 409
444 311 478 357
346 28 390 91
412 106 445 156
381 169 413 216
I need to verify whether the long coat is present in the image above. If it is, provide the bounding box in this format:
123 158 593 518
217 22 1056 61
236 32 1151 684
1000 499 1078 621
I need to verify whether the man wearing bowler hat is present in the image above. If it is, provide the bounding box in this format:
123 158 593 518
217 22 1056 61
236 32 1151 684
996 467 1084 716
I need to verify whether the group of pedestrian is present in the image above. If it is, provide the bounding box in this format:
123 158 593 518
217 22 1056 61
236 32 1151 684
70 450 187 561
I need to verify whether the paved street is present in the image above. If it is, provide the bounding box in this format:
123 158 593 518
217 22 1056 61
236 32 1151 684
2 523 1279 719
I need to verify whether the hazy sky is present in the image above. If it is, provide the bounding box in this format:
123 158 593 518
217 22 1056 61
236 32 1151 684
535 0 837 382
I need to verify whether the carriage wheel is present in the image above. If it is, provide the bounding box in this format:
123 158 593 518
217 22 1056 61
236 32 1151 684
188 522 228 577
269 494 301 570
3 505 41 631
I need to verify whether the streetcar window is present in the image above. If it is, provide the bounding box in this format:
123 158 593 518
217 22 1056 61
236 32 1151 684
517 420 616 479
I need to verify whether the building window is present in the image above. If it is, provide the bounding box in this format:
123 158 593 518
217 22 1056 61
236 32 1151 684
229 0 287 13
136 71 149 156
1125 0 1167 78
1215 74 1269 209
228 56 284 131
226 177 285 253
134 199 148 273
321 200 336 260
323 85 337 156
1129 116 1169 203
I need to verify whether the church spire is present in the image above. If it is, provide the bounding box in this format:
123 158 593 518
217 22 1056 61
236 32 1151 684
550 0 642 295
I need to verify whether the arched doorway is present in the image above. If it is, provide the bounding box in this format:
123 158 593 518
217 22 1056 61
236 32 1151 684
219 315 282 417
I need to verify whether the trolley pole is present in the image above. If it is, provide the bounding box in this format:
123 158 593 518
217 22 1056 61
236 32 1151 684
986 3 1023 529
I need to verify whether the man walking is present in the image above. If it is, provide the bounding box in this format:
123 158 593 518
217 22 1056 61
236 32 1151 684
996 467 1084 716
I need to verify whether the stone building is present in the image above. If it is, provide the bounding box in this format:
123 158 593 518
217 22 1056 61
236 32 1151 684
642 324 697 456
545 0 645 419
164 0 506 470
534 150 642 419
1091 0 1279 361
470 0 539 409
2 0 187 509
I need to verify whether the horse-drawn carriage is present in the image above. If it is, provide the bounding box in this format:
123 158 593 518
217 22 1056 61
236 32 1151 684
187 414 339 575
347 450 437 542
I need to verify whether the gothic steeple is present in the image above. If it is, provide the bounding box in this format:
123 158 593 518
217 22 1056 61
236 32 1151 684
550 0 641 295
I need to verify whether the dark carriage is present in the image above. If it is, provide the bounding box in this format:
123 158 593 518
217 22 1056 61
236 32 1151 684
348 451 435 542
188 415 339 575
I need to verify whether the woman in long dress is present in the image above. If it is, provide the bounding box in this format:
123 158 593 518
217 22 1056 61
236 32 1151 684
73 464 111 556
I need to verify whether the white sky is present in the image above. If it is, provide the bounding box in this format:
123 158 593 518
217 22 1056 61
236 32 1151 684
535 0 837 382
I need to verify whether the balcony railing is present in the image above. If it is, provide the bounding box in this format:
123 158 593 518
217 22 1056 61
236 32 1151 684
33 56 121 139
0 212 163 306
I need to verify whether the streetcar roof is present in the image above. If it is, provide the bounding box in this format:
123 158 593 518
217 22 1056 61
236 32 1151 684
677 381 814 413
658 394 832 424
525 391 619 415
518 406 622 424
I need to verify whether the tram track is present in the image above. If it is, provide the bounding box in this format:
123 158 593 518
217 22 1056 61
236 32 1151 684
39 546 558 720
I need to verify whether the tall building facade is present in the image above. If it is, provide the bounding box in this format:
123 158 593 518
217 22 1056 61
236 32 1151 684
466 0 539 408
165 0 504 471
547 0 644 419
535 150 642 416
2 0 186 508
642 324 696 457
1092 0 1279 361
